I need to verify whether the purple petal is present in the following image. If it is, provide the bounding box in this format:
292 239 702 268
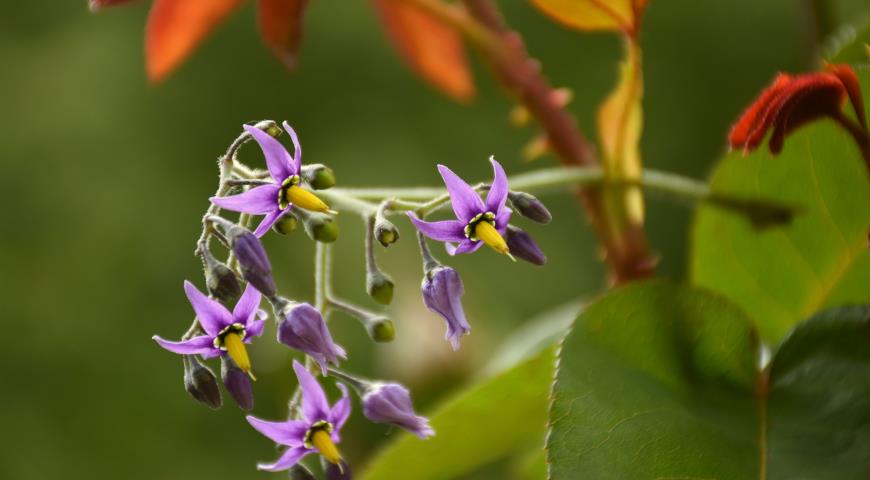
253 206 292 238
244 124 297 180
256 446 310 472
438 164 485 222
485 157 509 214
282 121 302 174
210 184 280 215
330 383 351 430
183 281 232 336
422 267 471 350
293 360 330 423
495 207 512 232
233 283 262 325
246 416 309 447
246 319 266 339
446 239 483 256
153 335 214 355
406 213 465 243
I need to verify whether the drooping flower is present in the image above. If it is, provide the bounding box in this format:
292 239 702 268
274 299 347 374
154 281 266 378
408 157 513 257
225 225 277 297
421 266 470 350
247 360 351 472
729 63 868 155
362 382 434 439
211 123 333 237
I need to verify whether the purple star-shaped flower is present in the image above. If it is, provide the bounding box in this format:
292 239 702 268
407 157 513 257
247 360 351 472
153 281 266 376
211 122 331 237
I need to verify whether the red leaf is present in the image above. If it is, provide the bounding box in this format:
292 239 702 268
257 0 310 70
372 0 475 102
146 0 245 83
89 0 136 11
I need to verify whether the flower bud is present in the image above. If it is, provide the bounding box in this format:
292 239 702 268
302 164 336 190
374 218 400 247
288 464 317 480
183 355 222 409
323 459 352 480
204 253 242 303
508 191 552 224
505 226 546 266
274 299 346 374
300 211 339 243
366 316 395 343
221 356 254 410
422 266 470 351
226 225 277 297
366 271 394 305
272 215 298 235
250 119 282 138
362 383 434 439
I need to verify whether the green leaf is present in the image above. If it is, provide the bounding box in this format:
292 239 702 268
690 70 870 343
361 348 555 480
547 281 870 479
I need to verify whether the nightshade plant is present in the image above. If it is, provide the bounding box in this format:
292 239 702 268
99 0 870 478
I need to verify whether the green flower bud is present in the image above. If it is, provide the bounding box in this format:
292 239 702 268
366 271 394 305
250 119 282 138
204 255 242 303
272 214 298 235
301 212 339 243
183 355 222 409
367 317 395 343
302 163 336 190
374 218 400 247
288 464 317 480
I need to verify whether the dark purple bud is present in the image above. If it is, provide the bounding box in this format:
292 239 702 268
183 355 222 409
505 226 547 266
275 299 346 374
323 459 352 480
226 225 276 297
362 383 434 439
221 356 253 410
421 266 470 351
508 191 552 224
203 252 242 303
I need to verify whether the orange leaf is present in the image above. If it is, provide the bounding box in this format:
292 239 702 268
529 0 648 35
146 0 245 83
372 0 475 102
257 0 310 70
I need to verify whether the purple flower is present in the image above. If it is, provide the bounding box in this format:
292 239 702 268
153 281 266 377
422 266 470 350
211 122 333 237
277 302 347 374
246 360 351 472
408 157 513 257
362 383 434 439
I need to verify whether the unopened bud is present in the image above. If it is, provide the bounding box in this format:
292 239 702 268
366 271 394 305
221 356 254 410
183 355 222 409
204 254 242 303
323 458 352 480
226 225 277 297
302 164 336 190
508 191 552 224
299 211 339 243
288 464 317 480
505 226 546 265
250 119 282 138
272 214 298 235
367 316 395 343
374 218 400 247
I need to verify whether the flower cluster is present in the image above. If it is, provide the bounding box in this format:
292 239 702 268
151 120 550 476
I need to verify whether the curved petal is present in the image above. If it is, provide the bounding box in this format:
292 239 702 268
495 207 512 232
282 121 302 174
293 360 330 423
152 335 214 355
210 184 280 215
485 157 509 213
256 446 310 472
437 164 485 222
406 213 465 242
246 416 308 447
245 319 266 339
233 283 262 324
330 383 351 430
244 124 296 180
183 280 232 336
446 239 482 256
253 205 292 238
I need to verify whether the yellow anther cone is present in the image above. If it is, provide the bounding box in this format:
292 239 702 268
312 430 342 466
285 185 333 214
223 332 256 380
474 221 514 260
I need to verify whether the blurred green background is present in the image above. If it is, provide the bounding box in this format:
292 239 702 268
0 0 865 478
